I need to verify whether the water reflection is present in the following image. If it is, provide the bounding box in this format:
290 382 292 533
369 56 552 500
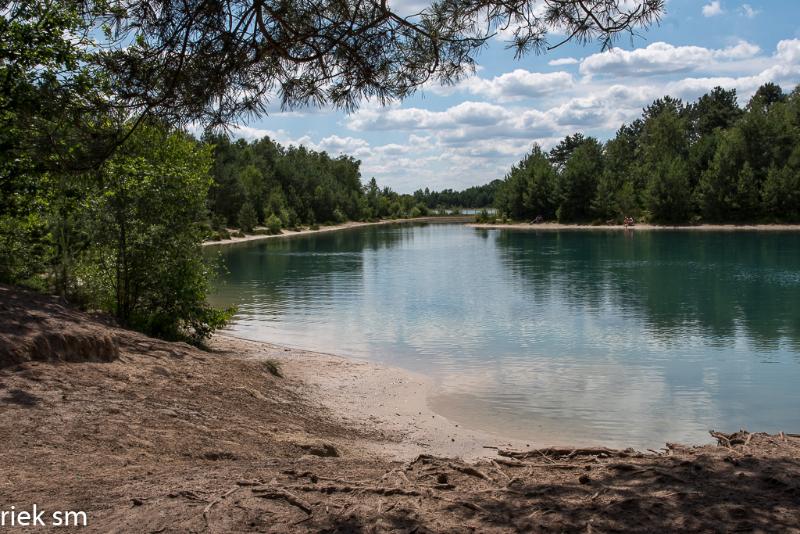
208 225 800 448
493 230 800 352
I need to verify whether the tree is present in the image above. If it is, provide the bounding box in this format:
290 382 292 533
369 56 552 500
549 133 587 169
78 123 232 342
688 87 742 138
644 157 692 223
593 123 640 220
495 145 557 220
639 99 692 222
89 0 664 128
697 128 760 221
556 137 604 222
763 146 800 222
238 201 258 232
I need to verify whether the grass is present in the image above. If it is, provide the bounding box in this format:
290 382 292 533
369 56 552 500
262 359 283 378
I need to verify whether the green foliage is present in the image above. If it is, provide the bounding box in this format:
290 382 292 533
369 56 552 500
74 123 233 343
556 138 604 222
265 213 283 234
494 84 800 224
644 157 692 223
237 201 258 233
475 209 496 223
763 147 800 222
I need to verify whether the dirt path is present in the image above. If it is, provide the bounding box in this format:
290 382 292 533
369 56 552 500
2 285 800 532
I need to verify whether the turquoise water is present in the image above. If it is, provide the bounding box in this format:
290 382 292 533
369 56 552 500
207 224 800 448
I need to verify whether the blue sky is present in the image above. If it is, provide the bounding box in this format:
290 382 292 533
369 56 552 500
234 0 800 192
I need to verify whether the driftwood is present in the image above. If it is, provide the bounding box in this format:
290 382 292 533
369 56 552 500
203 486 240 525
448 463 493 482
251 487 312 514
292 484 422 497
498 447 629 460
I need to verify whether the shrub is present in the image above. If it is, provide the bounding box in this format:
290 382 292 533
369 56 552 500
76 124 233 344
333 207 346 223
265 213 282 234
475 209 496 223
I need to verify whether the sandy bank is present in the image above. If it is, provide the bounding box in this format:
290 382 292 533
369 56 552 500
471 222 800 232
203 216 475 247
214 335 527 461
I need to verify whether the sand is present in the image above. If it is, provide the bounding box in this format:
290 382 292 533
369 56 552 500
202 216 475 248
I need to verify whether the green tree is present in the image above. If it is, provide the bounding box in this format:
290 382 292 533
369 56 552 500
763 146 800 222
593 124 641 221
238 201 258 232
644 157 692 223
79 123 232 342
556 137 604 222
697 128 760 221
639 99 692 222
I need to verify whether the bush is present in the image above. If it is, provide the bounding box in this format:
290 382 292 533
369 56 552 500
265 213 282 234
333 207 346 223
76 124 233 344
475 209 496 223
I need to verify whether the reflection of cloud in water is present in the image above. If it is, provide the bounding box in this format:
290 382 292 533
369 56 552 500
209 225 800 446
428 352 720 449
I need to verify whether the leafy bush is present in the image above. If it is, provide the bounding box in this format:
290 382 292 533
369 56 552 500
333 207 346 223
265 213 282 234
76 124 233 344
475 209 496 223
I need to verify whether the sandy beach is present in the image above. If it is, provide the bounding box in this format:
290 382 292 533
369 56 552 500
2 284 800 532
202 216 475 248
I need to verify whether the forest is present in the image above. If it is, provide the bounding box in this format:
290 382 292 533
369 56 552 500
203 135 490 241
492 84 800 224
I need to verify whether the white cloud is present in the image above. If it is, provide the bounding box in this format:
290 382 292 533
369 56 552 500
702 1 724 17
548 57 579 66
776 38 800 64
579 41 761 78
460 70 574 100
238 37 800 192
427 69 573 101
739 4 759 18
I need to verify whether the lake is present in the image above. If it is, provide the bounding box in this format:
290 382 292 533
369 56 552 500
207 223 800 448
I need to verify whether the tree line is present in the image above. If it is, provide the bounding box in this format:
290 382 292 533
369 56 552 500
204 134 501 241
493 83 800 224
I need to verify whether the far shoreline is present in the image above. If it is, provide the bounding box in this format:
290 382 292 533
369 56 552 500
204 218 800 249
202 215 474 248
470 222 800 232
